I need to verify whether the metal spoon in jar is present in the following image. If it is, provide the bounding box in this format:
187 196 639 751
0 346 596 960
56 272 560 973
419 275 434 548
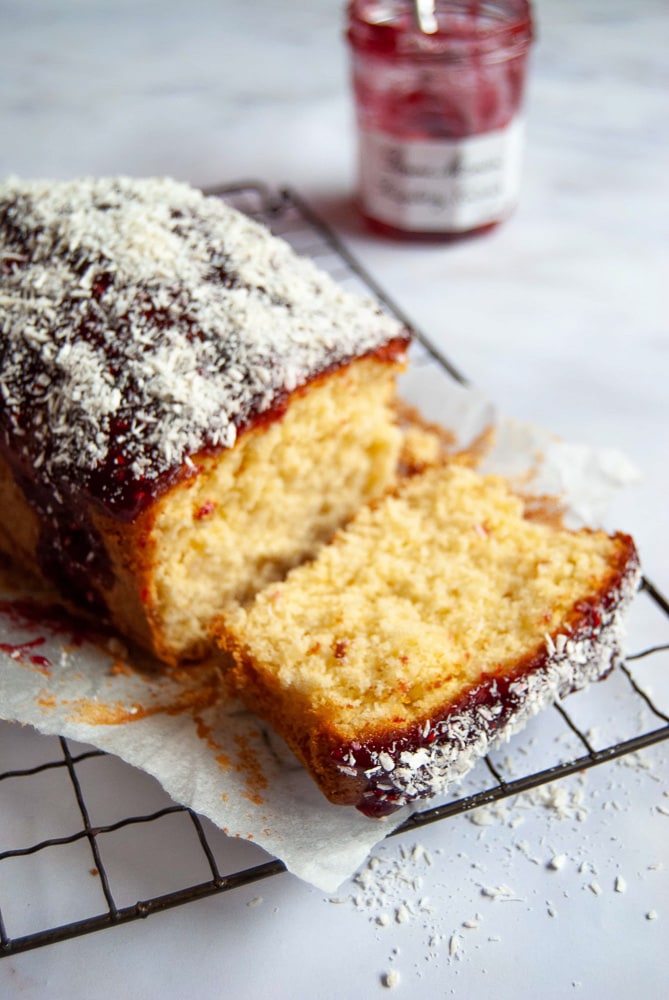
413 0 438 34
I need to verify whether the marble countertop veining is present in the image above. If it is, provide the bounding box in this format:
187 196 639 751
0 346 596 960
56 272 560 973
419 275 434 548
0 2 667 998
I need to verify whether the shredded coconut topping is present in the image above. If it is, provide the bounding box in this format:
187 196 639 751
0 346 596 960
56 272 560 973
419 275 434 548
0 176 406 515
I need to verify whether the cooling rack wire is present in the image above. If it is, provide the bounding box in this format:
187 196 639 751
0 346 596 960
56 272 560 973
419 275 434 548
1 183 667 957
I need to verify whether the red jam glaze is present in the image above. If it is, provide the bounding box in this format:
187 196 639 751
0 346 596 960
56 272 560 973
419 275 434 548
0 637 51 671
9 463 114 615
0 596 117 647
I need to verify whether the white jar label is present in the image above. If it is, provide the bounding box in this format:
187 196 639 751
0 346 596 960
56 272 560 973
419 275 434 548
358 118 525 232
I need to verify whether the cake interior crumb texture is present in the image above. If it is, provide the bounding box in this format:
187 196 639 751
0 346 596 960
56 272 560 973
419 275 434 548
143 357 403 660
220 463 639 809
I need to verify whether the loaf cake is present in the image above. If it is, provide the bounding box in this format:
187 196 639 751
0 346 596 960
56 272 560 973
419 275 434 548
0 176 409 663
219 463 640 817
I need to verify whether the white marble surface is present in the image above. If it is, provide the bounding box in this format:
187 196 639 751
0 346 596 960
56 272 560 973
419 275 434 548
0 1 667 997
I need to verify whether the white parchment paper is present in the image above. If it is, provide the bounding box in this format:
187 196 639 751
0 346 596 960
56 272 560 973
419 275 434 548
0 368 639 891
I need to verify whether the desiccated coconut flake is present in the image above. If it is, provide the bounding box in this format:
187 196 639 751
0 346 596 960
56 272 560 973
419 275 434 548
448 933 462 960
469 807 496 827
548 854 567 871
480 884 518 901
382 970 400 989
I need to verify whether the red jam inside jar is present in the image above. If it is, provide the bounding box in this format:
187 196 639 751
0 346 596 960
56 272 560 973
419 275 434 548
346 1 534 239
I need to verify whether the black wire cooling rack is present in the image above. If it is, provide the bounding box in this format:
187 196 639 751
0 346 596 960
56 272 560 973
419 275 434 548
1 183 668 958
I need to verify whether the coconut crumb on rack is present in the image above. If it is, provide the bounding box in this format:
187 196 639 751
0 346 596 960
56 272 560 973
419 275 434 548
381 969 400 989
328 743 666 990
448 932 463 961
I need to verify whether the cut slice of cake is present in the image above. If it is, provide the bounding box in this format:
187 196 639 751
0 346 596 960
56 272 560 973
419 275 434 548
219 463 640 817
0 177 409 663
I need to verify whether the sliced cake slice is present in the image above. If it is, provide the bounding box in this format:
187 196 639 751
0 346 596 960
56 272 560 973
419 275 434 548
218 463 640 817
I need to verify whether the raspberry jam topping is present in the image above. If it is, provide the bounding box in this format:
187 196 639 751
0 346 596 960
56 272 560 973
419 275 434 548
0 637 51 672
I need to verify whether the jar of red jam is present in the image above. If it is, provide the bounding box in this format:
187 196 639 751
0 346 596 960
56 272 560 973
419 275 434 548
346 0 534 239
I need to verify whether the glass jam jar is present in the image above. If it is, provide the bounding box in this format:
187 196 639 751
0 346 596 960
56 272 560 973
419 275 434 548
346 0 534 239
